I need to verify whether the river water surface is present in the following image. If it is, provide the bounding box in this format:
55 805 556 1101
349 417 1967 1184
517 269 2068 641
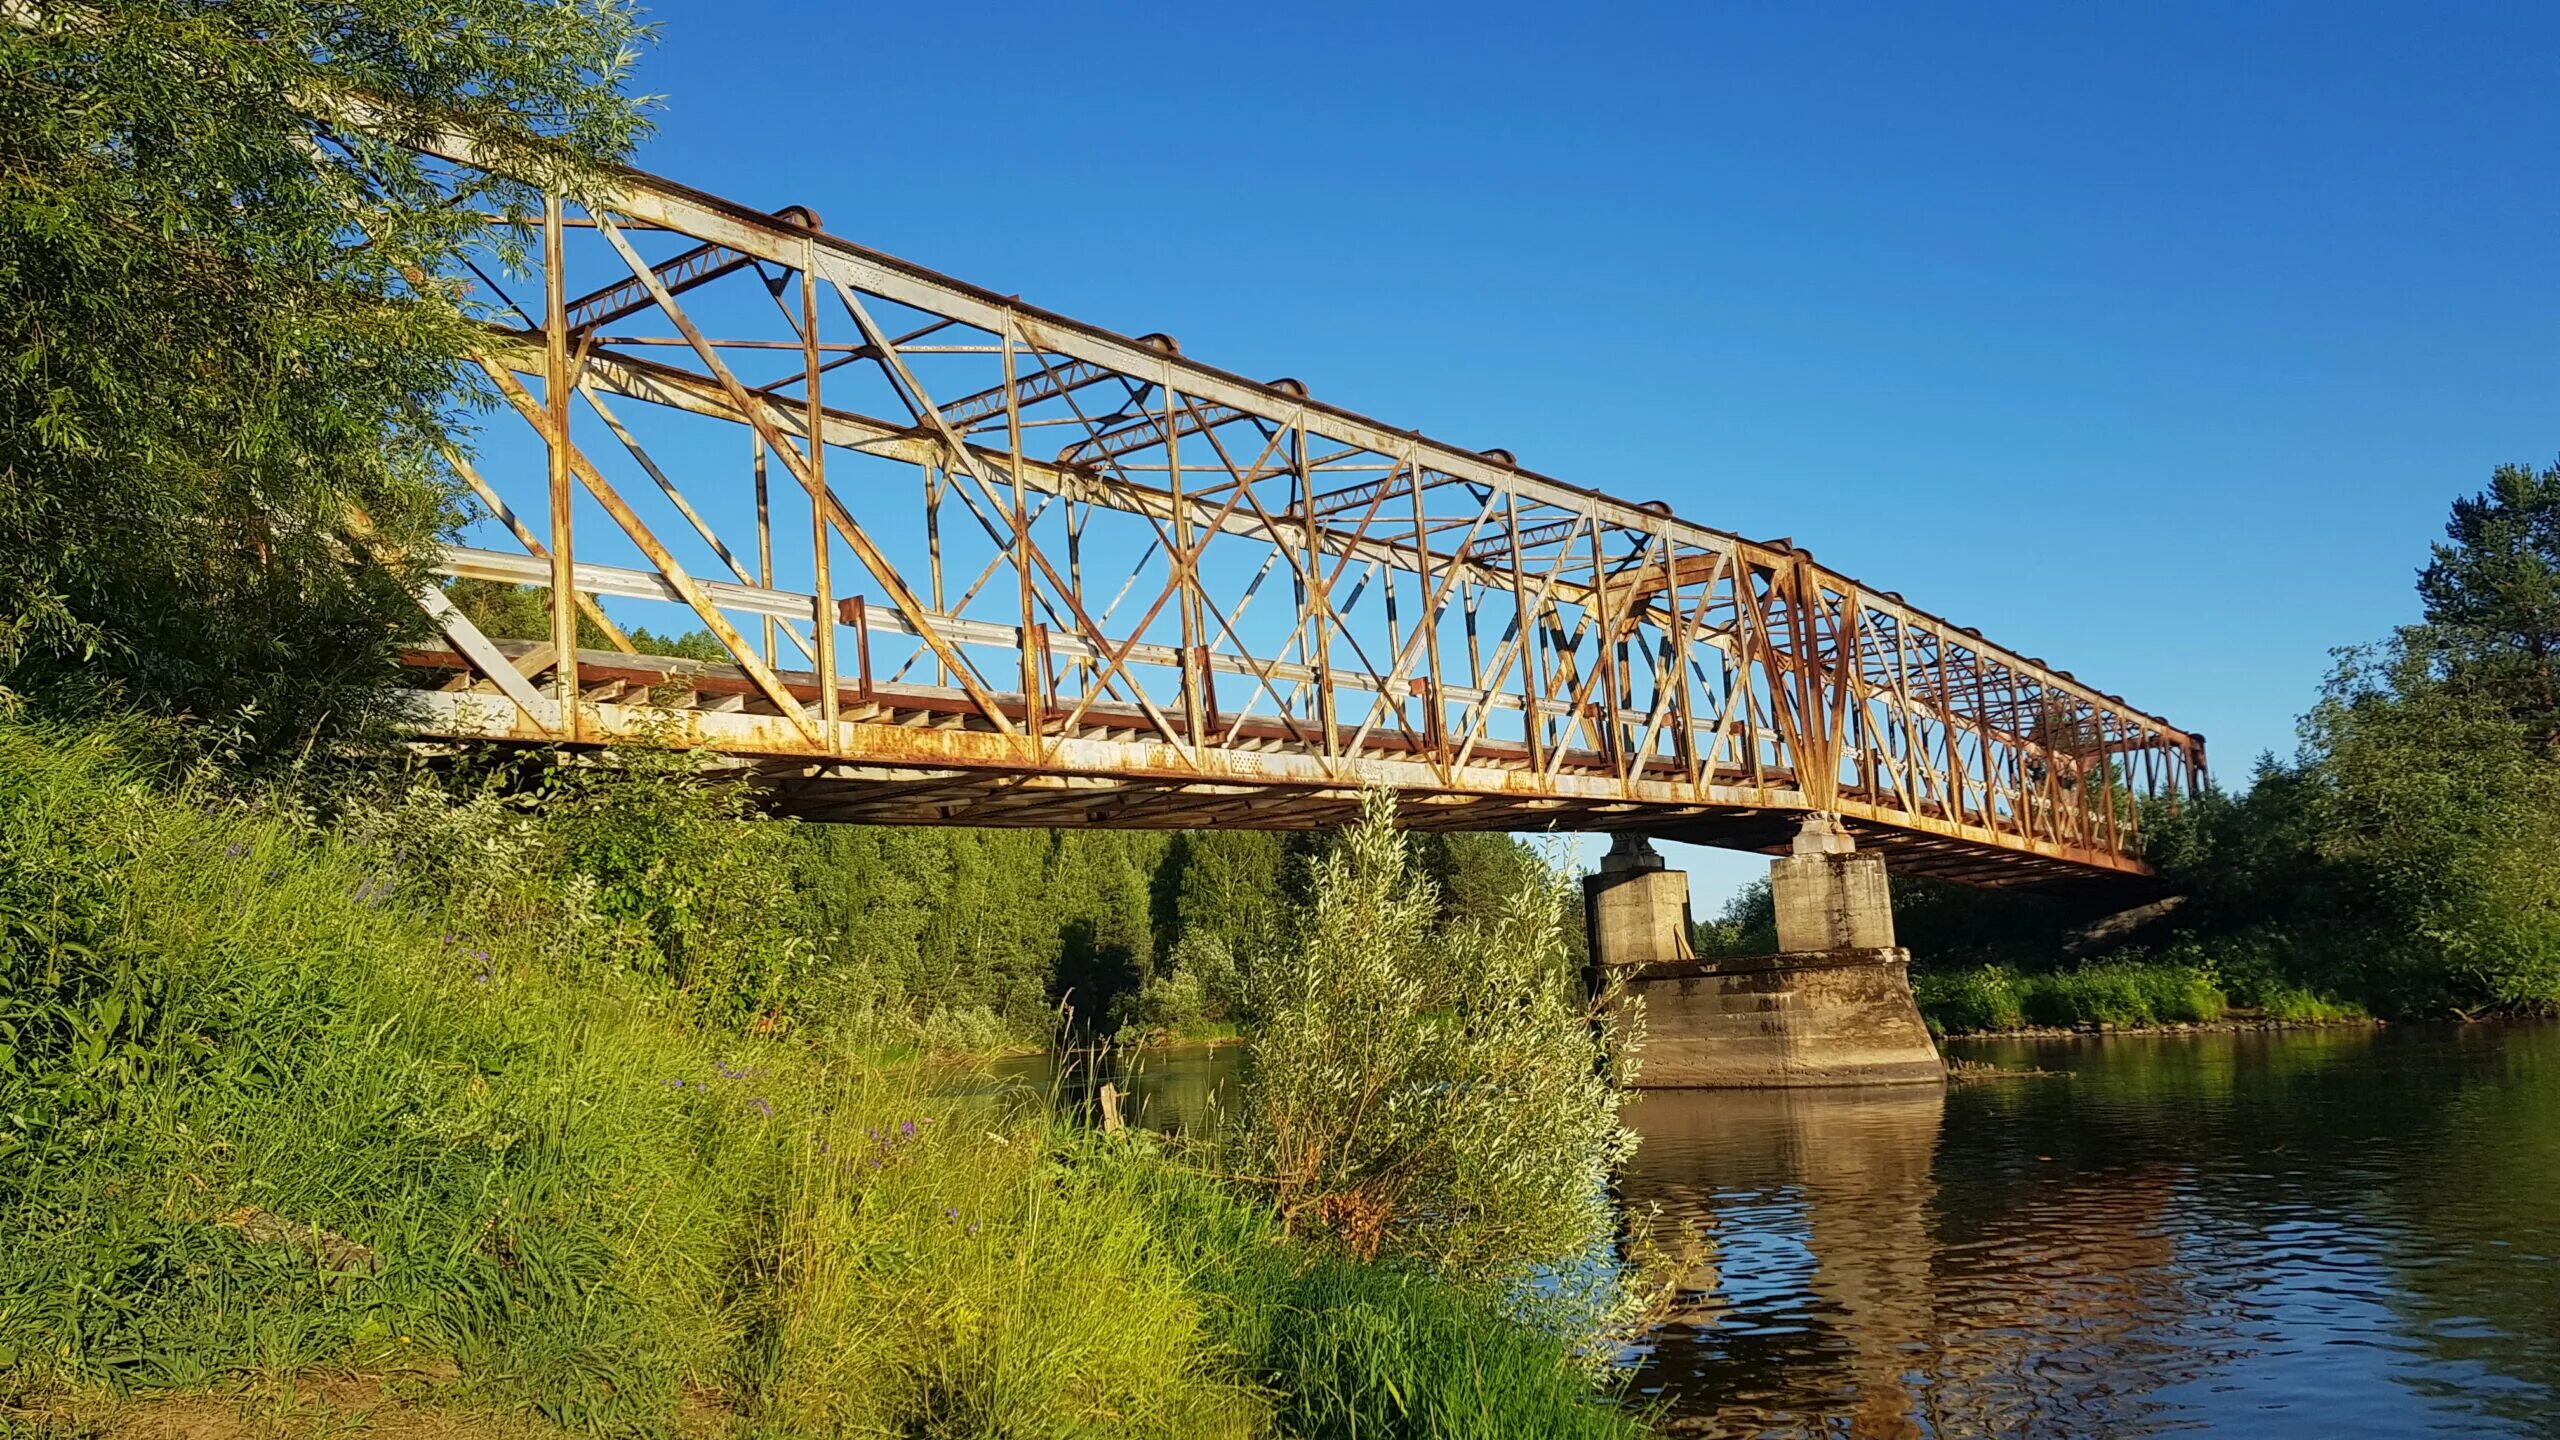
1098 1023 2560 1437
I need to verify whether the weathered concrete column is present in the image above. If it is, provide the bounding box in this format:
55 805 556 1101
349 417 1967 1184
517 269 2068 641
1595 815 1945 1089
1582 833 1695 971
1770 813 1896 952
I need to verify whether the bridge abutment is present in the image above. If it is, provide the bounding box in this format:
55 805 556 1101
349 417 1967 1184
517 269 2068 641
1589 818 1946 1089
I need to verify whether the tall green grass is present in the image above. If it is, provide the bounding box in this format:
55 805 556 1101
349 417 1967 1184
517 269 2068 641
0 722 1645 1438
1093 1149 1648 1440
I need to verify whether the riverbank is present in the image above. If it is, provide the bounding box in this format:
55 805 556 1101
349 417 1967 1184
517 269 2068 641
0 723 1645 1439
1940 1013 2388 1041
1914 960 2370 1037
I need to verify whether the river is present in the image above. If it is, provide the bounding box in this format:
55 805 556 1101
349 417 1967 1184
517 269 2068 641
1084 1022 2560 1437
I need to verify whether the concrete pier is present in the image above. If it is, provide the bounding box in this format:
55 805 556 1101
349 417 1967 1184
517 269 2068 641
1589 817 1946 1089
1582 833 1696 972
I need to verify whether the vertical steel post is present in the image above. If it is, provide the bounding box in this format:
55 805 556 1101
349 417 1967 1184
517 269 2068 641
1504 492 1546 774
802 259 838 732
1661 526 1697 786
754 432 775 667
1303 415 1335 755
1587 517 1625 782
925 461 947 687
1068 497 1088 703
1408 450 1445 761
542 192 579 736
1288 422 1308 724
1005 319 1042 736
1170 375 1206 744
2099 722 2122 854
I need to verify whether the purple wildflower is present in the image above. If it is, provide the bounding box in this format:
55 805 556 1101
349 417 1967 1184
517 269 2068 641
748 1097 774 1117
900 1120 917 1139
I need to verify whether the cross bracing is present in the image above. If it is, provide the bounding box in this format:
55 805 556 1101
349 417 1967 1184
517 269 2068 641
397 138 2206 892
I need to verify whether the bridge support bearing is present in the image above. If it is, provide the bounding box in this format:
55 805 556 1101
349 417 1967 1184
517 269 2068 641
1590 817 1946 1089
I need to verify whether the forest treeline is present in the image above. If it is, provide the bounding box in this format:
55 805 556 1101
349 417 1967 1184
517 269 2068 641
790 809 1568 1046
1704 461 2560 1030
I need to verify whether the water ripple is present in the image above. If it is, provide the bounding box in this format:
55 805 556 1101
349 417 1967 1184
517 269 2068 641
1621 1025 2560 1438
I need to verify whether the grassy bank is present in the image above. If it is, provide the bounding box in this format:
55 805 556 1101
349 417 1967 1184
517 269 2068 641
0 723 1643 1438
1914 960 2371 1035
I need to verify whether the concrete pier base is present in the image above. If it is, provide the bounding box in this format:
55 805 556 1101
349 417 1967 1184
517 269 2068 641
1589 817 1946 1089
1609 947 1946 1088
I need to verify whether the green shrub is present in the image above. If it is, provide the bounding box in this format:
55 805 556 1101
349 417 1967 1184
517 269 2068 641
1916 962 2228 1033
1232 790 1636 1282
1124 930 1244 1040
1113 1148 1649 1440
2184 938 2368 1021
2013 963 2224 1028
1913 965 2025 1033
2245 983 2368 1022
1241 1262 1648 1440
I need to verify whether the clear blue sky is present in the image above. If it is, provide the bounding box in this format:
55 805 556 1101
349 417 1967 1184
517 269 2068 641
623 1 2557 907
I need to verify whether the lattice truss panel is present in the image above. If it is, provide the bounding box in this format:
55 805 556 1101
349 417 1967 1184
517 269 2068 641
397 141 2204 887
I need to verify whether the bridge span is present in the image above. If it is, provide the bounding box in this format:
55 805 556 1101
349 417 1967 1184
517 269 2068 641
399 139 2203 897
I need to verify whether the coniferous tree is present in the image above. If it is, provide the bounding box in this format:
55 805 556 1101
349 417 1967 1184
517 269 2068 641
2417 459 2560 744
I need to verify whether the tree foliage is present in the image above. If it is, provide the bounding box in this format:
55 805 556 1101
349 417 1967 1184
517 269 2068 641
2297 640 2560 1009
778 817 1568 1046
2123 461 2560 1018
2417 458 2560 744
0 0 649 752
1890 460 2560 1023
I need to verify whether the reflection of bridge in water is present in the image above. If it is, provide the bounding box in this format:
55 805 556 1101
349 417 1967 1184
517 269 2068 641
1622 1083 2222 1438
396 136 2202 894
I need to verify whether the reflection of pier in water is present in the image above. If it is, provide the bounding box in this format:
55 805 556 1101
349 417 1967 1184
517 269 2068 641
1624 1084 2225 1438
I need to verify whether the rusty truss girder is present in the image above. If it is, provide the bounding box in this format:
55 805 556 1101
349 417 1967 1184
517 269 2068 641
395 139 2206 891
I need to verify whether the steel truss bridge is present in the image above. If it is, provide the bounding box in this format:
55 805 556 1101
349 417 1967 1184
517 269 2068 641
399 137 2205 892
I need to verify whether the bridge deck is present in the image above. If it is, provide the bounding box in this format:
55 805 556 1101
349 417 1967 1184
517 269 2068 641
404 641 2170 894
